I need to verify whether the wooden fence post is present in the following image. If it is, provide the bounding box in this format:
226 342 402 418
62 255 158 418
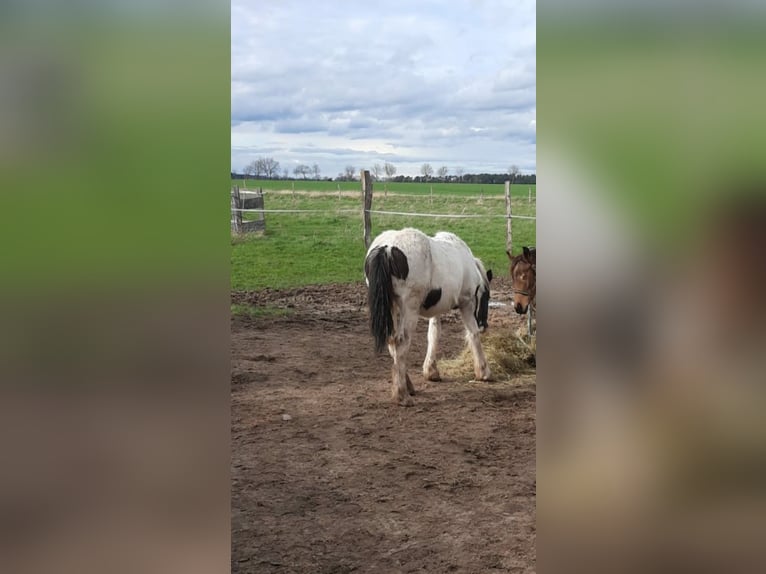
256 187 265 231
362 170 373 248
505 180 512 255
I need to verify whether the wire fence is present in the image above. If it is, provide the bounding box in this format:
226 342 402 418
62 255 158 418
232 207 536 220
231 174 536 251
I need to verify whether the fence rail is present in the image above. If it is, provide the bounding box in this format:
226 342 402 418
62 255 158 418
230 207 535 220
231 174 535 252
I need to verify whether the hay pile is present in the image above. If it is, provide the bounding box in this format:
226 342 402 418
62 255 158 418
440 328 536 382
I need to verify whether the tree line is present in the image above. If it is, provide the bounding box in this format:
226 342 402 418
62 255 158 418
233 158 535 184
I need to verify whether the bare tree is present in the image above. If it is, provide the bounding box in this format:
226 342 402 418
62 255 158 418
436 166 449 181
294 164 310 179
282 167 289 179
344 165 356 181
247 157 283 178
372 163 382 181
455 167 464 182
384 162 397 180
312 163 321 180
508 164 520 181
261 157 279 179
245 159 262 178
243 160 258 186
420 163 433 180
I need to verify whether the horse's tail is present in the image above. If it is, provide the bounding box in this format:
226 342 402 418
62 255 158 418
365 246 395 353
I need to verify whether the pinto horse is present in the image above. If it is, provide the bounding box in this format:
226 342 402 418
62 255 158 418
364 228 493 406
509 246 536 337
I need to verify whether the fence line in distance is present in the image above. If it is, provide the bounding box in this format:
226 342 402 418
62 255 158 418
232 206 535 220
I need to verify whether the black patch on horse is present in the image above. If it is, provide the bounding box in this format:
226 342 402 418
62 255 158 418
389 246 409 279
422 288 442 309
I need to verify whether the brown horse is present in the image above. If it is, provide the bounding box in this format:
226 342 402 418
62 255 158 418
508 246 536 336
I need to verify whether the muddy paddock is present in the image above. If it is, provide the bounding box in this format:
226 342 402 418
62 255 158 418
231 279 536 573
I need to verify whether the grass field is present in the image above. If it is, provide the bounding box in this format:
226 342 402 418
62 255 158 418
234 178 535 198
231 183 535 291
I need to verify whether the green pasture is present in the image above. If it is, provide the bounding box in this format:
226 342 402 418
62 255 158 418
234 178 535 198
231 190 536 291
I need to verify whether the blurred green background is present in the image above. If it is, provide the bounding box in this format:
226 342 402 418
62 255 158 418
538 7 766 245
0 6 229 291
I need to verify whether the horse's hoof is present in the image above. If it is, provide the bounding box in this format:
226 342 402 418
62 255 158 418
392 391 415 406
425 373 441 382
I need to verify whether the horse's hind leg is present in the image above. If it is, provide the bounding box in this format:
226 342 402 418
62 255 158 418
388 336 414 406
405 373 416 395
459 307 491 381
388 309 418 406
423 316 441 381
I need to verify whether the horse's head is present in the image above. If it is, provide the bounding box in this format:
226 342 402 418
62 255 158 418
509 246 536 315
474 261 493 332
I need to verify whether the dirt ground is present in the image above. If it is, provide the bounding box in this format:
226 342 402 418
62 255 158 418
231 279 536 573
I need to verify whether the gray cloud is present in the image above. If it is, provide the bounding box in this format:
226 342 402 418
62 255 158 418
232 0 535 176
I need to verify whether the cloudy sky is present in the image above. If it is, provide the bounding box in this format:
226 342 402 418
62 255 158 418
231 0 535 178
